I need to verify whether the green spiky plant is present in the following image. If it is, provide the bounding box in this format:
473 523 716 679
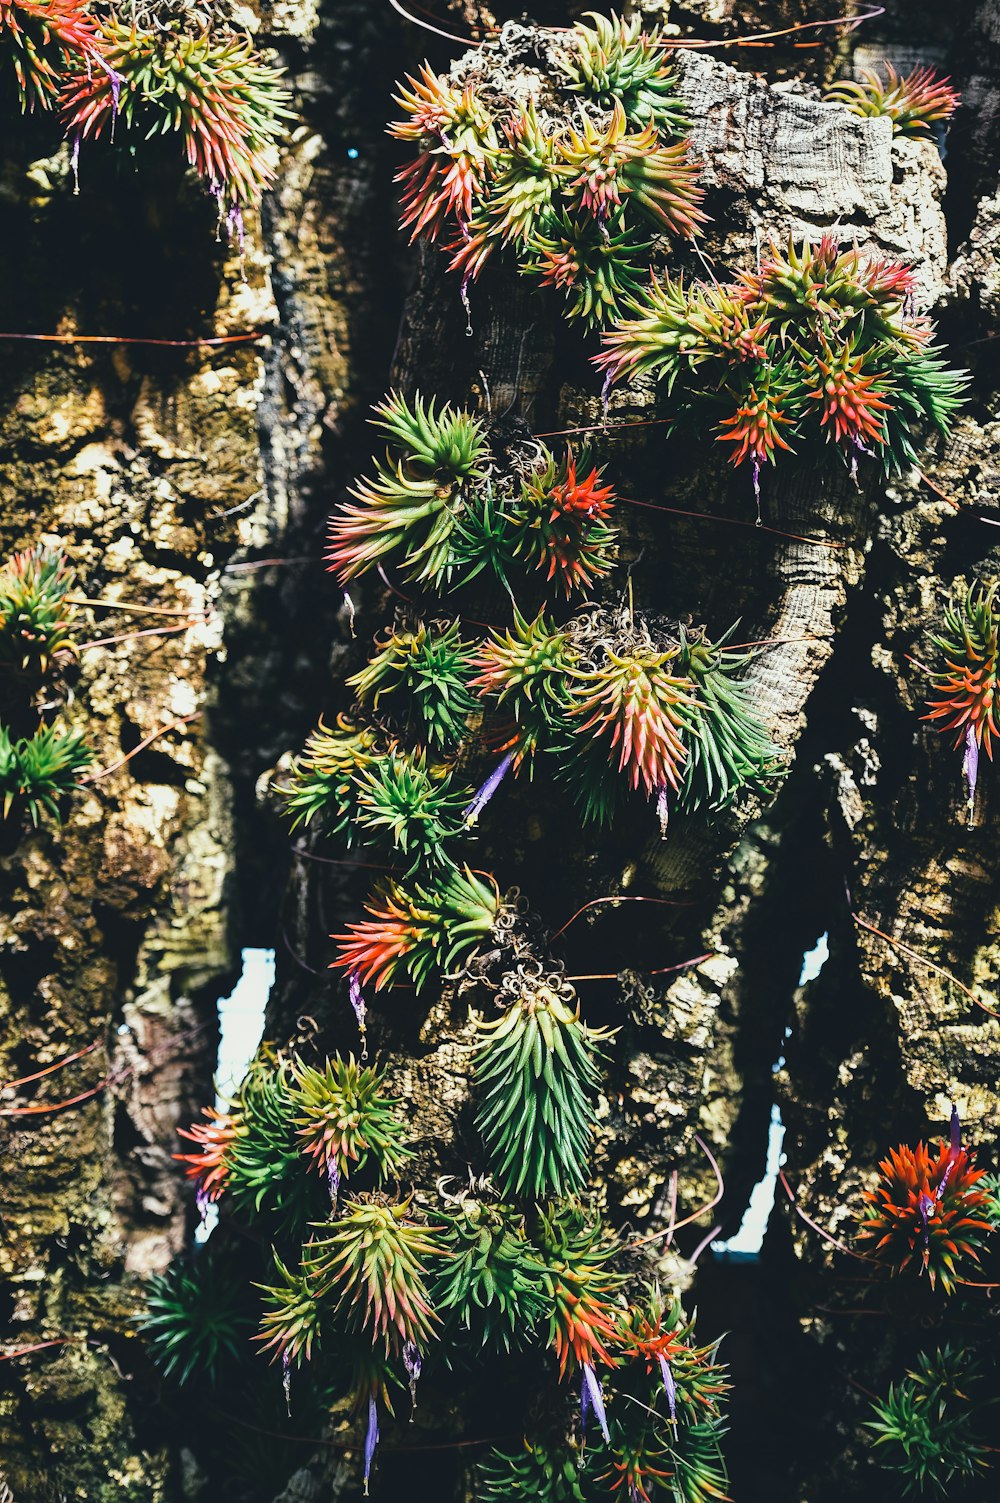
390 64 498 242
923 585 999 824
867 1346 991 1497
677 626 784 812
0 722 95 825
479 1439 589 1503
327 394 489 589
0 0 101 112
826 64 959 138
305 1194 441 1355
472 608 577 769
289 1053 411 1187
537 1200 623 1381
0 544 77 678
62 17 293 213
517 451 617 597
142 1252 254 1386
225 1055 318 1234
347 618 478 753
277 715 382 834
521 210 651 331
332 865 502 993
353 747 471 871
564 10 689 136
432 1193 547 1351
474 973 616 1200
256 1253 325 1371
597 237 967 480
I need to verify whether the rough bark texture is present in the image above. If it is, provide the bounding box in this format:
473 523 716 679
1 2 998 1502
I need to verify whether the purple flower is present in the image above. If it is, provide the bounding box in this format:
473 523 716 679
658 1353 677 1421
363 1394 379 1496
581 1362 610 1446
327 1160 342 1211
403 1342 422 1413
962 724 979 826
918 1192 934 1255
936 1104 962 1201
655 783 669 839
463 750 515 826
349 971 368 1059
281 1348 292 1416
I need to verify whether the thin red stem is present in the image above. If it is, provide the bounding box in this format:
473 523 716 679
566 950 715 982
78 619 205 651
778 1170 872 1262
0 332 261 348
850 911 1000 1020
549 894 693 944
628 1132 725 1249
83 712 201 784
1 1040 100 1092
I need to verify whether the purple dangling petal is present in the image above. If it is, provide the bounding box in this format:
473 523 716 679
580 1366 593 1439
658 1353 677 1421
281 1348 292 1416
962 723 979 827
751 457 762 527
656 783 669 839
349 970 368 1059
403 1341 422 1414
918 1192 934 1254
936 1104 962 1201
581 1362 610 1445
327 1159 341 1212
363 1394 379 1496
463 750 515 826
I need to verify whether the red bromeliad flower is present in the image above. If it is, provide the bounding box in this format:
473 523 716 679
857 1128 992 1293
803 343 891 449
519 450 617 595
557 101 706 238
569 647 698 797
175 1106 241 1202
924 585 1000 760
716 382 795 468
1 0 102 112
390 65 497 241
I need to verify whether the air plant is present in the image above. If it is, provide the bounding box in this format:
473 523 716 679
326 394 489 590
175 1104 241 1203
141 1253 253 1386
923 583 999 822
868 1346 991 1496
613 1286 730 1422
474 970 616 1200
289 1054 411 1189
856 1112 992 1293
432 1193 547 1351
0 0 102 113
277 715 381 834
518 450 617 596
256 1253 325 1371
469 101 564 252
522 211 652 331
479 1440 589 1503
597 237 967 481
347 618 478 753
677 627 783 812
557 102 706 239
0 722 94 825
353 748 471 871
471 608 576 769
537 1200 623 1387
62 19 292 213
0 544 77 678
567 642 698 801
564 10 689 136
332 865 502 993
225 1056 316 1233
390 64 498 242
305 1194 440 1355
826 64 960 138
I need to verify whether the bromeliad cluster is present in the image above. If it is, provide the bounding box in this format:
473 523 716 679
474 604 783 830
0 543 93 828
0 0 101 112
165 995 730 1497
867 1345 992 1498
326 393 618 598
826 64 960 139
597 236 966 490
62 8 292 225
855 1108 993 1295
390 12 705 330
922 581 999 825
